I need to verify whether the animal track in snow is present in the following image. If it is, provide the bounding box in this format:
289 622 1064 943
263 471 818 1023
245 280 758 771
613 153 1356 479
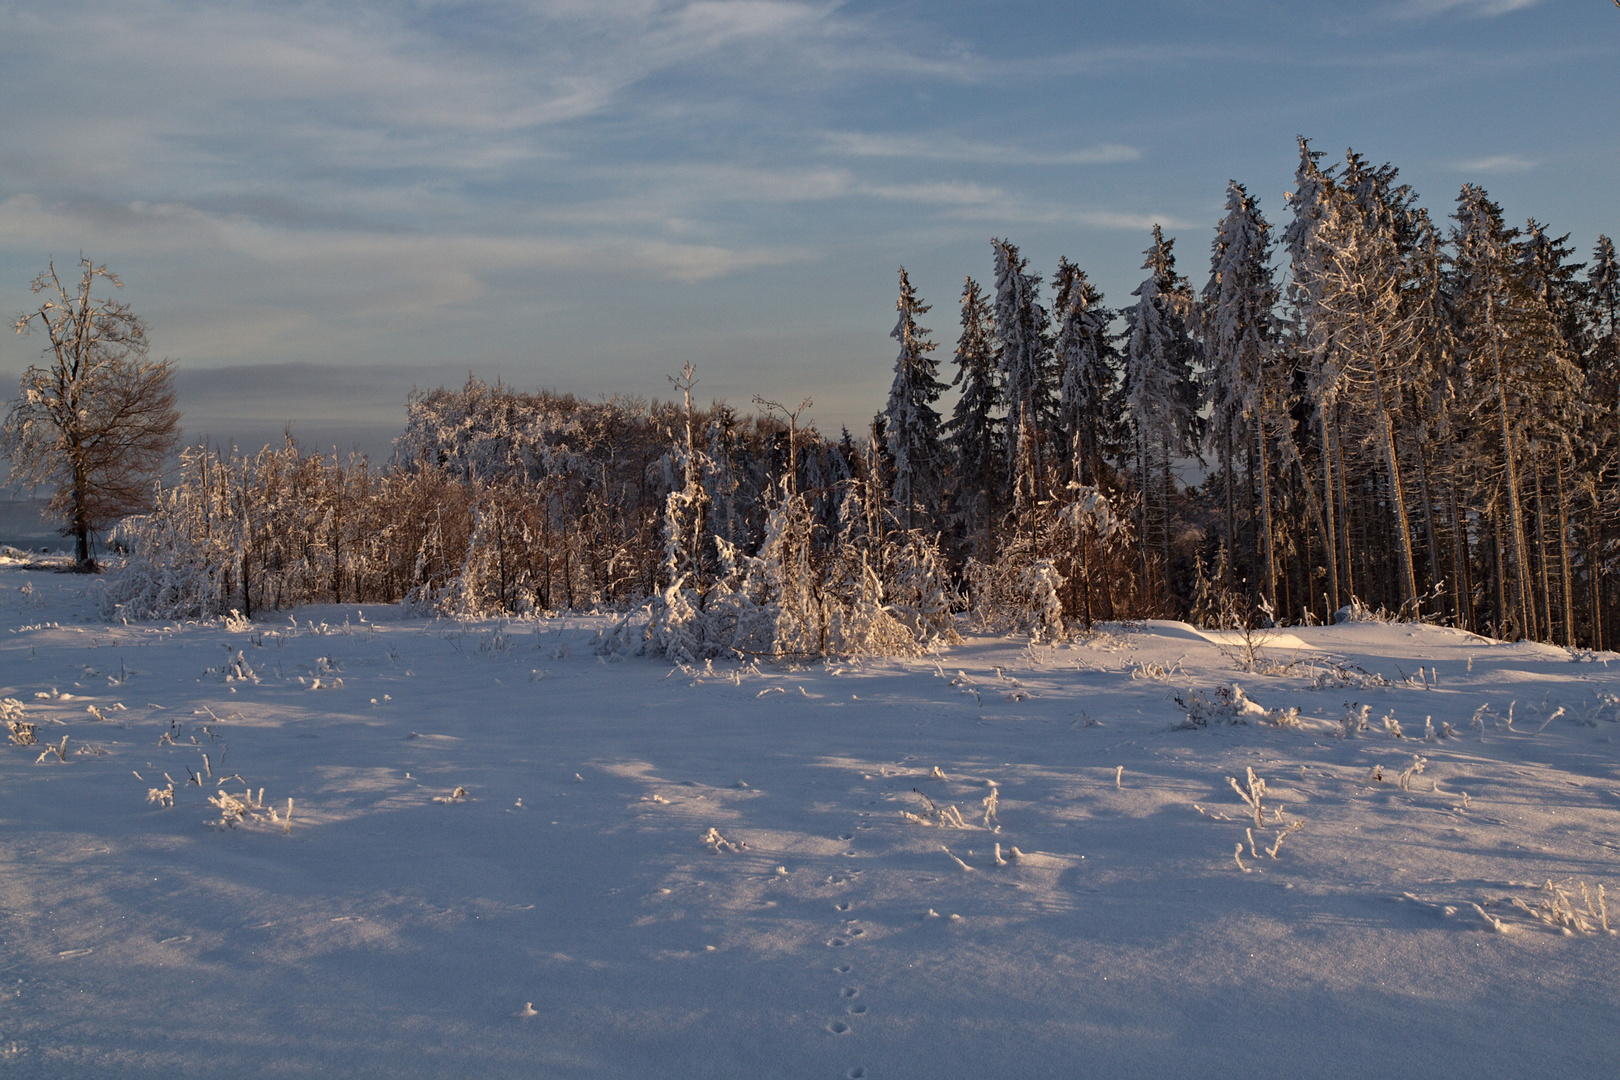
840 986 859 998
827 1020 850 1034
847 1004 868 1015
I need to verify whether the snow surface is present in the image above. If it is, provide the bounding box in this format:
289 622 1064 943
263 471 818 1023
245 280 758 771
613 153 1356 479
2 567 1619 1077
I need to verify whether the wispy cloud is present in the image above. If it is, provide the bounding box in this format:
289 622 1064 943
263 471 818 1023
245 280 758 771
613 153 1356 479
1395 0 1544 16
0 1 963 195
1456 154 1539 173
860 182 1007 206
944 199 1188 234
0 192 802 365
823 132 1140 166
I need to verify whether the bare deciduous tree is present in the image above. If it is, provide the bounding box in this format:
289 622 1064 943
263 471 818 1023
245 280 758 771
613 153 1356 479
4 258 180 570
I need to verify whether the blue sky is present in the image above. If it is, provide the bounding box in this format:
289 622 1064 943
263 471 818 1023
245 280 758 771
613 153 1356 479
1 0 1615 459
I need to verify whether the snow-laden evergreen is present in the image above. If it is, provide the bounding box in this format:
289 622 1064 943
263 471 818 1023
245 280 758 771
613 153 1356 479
1201 181 1280 601
883 268 947 533
1051 258 1120 489
943 276 1004 562
1124 226 1200 596
991 239 1055 519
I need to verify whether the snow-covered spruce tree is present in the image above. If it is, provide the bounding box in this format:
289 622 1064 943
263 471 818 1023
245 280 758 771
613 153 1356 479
1307 156 1425 619
1051 258 1120 490
1516 220 1590 646
944 276 1005 560
1591 236 1619 384
1451 185 1547 639
1401 212 1471 630
1282 137 1345 614
1283 147 1439 623
1124 225 1201 601
991 239 1056 527
1201 181 1281 604
1521 221 1589 361
884 268 947 533
1048 258 1129 624
1582 235 1619 647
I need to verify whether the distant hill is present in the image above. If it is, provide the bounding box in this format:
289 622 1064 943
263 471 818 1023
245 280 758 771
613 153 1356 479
0 496 66 551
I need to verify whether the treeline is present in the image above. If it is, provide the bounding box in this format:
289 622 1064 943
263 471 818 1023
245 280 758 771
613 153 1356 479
109 138 1619 651
108 381 855 622
882 139 1617 647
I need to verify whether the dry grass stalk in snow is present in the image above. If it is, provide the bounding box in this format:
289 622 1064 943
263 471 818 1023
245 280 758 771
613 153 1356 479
901 787 971 828
34 736 69 763
147 778 175 807
1397 755 1427 791
1265 821 1305 859
1227 767 1267 827
1479 881 1615 935
206 786 287 830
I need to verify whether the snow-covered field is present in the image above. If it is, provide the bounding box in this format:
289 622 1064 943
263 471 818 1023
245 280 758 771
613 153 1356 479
2 563 1619 1078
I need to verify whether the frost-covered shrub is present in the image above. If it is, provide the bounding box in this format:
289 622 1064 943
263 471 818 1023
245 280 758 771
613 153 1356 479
606 470 956 662
963 554 1064 641
1334 596 1395 624
962 482 1138 639
105 443 395 620
1176 684 1300 728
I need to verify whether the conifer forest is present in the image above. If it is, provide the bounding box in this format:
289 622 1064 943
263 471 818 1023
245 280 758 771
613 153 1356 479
108 140 1620 654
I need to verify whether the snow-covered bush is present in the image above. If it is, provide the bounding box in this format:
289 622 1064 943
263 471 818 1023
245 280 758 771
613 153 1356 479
606 441 957 661
1176 684 1301 728
962 482 1137 639
963 554 1064 641
610 486 948 661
